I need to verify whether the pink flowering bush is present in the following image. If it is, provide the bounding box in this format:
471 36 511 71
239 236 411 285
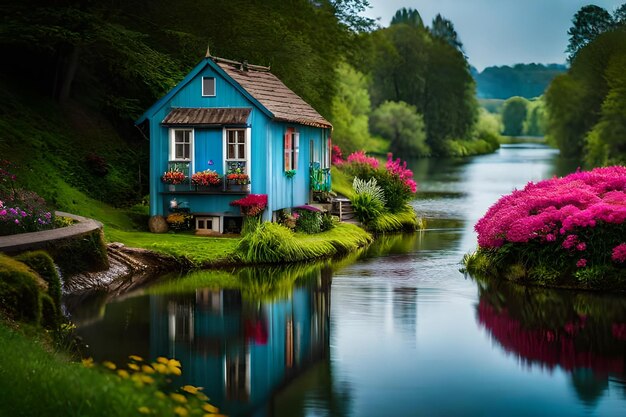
346 150 379 169
386 153 418 193
467 166 626 289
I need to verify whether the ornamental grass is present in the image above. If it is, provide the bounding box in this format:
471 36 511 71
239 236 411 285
466 166 626 289
235 222 372 264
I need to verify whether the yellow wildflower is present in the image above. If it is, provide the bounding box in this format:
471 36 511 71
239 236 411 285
117 370 130 379
168 359 182 368
102 361 116 370
181 385 202 395
81 358 94 368
128 363 140 371
196 393 209 401
153 363 169 374
154 391 166 399
170 393 187 403
129 355 144 362
169 366 182 376
202 404 219 413
141 364 156 374
138 406 151 414
173 406 189 416
156 357 169 364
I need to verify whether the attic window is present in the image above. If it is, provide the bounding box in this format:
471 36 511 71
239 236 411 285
202 77 216 97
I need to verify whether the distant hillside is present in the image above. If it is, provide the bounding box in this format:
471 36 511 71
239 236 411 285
474 63 567 99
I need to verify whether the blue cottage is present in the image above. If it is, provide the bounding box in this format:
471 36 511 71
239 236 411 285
137 54 332 233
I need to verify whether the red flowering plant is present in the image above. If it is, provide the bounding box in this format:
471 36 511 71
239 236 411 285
465 166 626 288
230 194 268 234
331 145 344 165
161 169 187 185
191 169 221 186
230 194 268 217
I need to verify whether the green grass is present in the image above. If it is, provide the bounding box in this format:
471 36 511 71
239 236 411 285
0 322 213 417
370 206 423 233
236 222 373 264
106 229 239 266
330 166 355 198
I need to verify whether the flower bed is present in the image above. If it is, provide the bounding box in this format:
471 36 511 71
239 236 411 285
191 169 221 187
466 166 626 289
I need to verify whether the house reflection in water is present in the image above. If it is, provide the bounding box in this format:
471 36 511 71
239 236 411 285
149 268 332 416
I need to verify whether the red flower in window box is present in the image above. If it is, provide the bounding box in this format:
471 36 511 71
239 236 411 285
161 170 187 185
191 169 221 186
226 173 250 185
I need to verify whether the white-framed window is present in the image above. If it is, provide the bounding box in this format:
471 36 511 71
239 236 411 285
169 129 193 161
226 129 246 160
202 77 216 97
195 216 220 233
284 128 299 171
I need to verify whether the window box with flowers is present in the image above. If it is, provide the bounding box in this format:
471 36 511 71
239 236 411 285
191 169 222 190
226 165 250 192
161 169 188 191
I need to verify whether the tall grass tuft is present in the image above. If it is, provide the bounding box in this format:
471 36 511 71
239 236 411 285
235 222 372 264
369 206 422 233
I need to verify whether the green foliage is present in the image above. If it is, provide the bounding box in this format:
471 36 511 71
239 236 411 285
546 29 626 163
352 177 386 204
14 251 61 313
430 14 464 53
501 96 528 136
566 5 615 62
330 62 372 153
390 8 423 28
0 323 220 417
370 169 414 213
352 193 384 225
0 254 42 324
369 101 429 157
294 210 322 234
369 206 422 233
523 98 547 136
235 222 372 264
50 230 109 277
475 64 567 99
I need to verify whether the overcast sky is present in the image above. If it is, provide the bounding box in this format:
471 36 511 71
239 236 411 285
363 0 624 70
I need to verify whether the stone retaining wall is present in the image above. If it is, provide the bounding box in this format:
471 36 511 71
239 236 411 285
0 212 103 254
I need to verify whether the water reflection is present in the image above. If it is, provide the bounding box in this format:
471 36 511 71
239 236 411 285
475 276 626 405
77 264 334 417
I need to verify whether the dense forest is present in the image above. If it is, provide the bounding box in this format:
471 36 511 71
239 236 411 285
473 64 566 99
0 0 498 212
545 4 626 166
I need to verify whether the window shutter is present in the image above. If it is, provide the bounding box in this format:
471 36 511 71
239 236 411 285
293 132 300 170
284 132 292 171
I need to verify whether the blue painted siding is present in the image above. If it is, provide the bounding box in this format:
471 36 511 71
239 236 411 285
194 129 223 173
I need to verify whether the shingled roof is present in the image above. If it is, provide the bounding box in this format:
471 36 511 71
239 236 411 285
162 108 251 126
215 59 332 129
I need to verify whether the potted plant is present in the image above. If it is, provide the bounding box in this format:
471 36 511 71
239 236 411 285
161 169 187 191
226 166 250 191
191 169 222 189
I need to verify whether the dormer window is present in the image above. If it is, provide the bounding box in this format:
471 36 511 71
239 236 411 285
202 77 216 97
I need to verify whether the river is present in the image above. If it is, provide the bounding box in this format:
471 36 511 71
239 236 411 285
75 144 626 417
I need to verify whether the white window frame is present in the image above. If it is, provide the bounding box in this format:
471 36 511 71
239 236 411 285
202 77 216 97
223 128 250 176
284 128 300 171
169 128 194 162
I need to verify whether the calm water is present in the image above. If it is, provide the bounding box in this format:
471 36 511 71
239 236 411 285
75 144 626 417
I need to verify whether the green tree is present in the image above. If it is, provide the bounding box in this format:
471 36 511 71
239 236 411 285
566 5 614 62
430 14 464 54
369 101 429 157
390 7 423 28
330 62 372 153
501 97 528 136
523 98 547 136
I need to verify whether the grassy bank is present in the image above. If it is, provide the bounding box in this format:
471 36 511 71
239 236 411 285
0 322 221 417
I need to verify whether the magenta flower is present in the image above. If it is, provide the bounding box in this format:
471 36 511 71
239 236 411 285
576 242 587 251
612 243 626 264
576 258 587 268
0 209 6 216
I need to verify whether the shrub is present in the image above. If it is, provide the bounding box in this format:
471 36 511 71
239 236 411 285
351 177 386 225
15 251 62 313
0 253 44 323
320 212 337 232
468 166 626 288
0 190 53 236
294 208 322 234
346 150 379 169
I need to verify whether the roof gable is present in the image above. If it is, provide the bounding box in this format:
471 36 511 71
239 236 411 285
216 61 332 129
136 56 331 129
